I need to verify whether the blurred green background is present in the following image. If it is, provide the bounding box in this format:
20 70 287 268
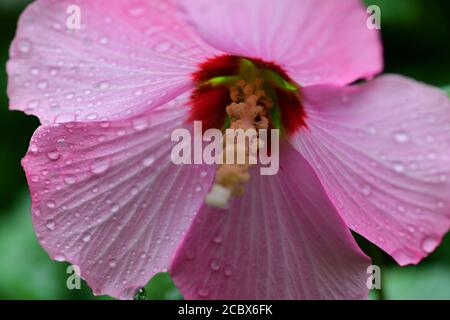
0 0 449 300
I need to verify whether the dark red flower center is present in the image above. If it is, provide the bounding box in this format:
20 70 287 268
188 55 306 134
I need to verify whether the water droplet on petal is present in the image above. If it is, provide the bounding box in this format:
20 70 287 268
17 39 32 54
111 203 120 213
47 150 60 161
212 235 223 244
98 81 110 89
224 266 233 277
393 162 405 173
45 219 56 230
209 259 220 271
46 200 56 209
99 36 109 45
82 232 92 243
142 156 155 167
37 80 48 90
64 175 77 185
29 67 40 76
393 130 410 144
422 237 439 253
130 186 139 196
91 158 111 175
197 288 209 298
54 113 76 123
86 113 99 120
108 259 117 268
30 145 39 153
55 254 66 262
116 129 126 136
194 184 203 193
132 118 148 131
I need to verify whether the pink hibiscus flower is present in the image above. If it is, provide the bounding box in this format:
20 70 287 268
7 0 450 300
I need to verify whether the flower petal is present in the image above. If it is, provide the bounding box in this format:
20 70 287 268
291 75 450 265
8 0 218 124
170 142 370 300
176 0 382 86
22 97 215 299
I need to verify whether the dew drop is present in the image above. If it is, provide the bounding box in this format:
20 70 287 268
98 81 110 89
82 232 92 243
46 200 56 209
130 186 139 196
393 162 405 173
142 156 155 167
212 235 223 244
47 150 60 161
17 39 32 54
393 130 410 144
209 259 220 271
86 113 98 120
37 80 48 90
116 129 126 136
27 100 39 110
422 237 439 253
132 118 148 131
111 203 120 213
99 36 109 45
45 219 56 230
29 67 40 76
100 121 111 128
55 254 66 262
64 175 77 185
224 266 233 277
54 113 76 123
108 259 117 268
197 288 209 298
91 158 111 175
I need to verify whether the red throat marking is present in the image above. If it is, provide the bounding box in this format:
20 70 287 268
189 55 306 134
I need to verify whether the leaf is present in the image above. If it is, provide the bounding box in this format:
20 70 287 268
145 273 182 300
382 265 450 300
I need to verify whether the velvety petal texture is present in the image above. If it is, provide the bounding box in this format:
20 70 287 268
176 0 383 86
171 142 371 300
8 0 218 124
22 98 215 299
291 75 450 265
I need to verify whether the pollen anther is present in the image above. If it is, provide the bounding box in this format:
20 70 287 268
205 78 273 208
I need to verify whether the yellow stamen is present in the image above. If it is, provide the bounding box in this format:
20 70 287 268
205 79 273 208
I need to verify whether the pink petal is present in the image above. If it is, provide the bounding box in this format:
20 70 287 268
22 97 215 299
8 0 218 124
175 0 383 86
291 75 450 265
170 142 371 300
